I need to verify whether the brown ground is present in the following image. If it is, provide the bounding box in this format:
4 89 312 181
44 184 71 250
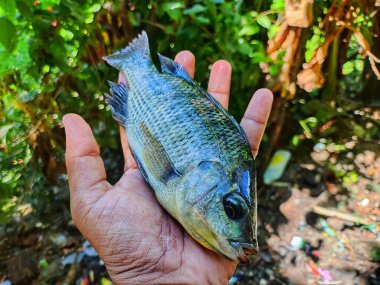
233 148 380 285
1 148 379 285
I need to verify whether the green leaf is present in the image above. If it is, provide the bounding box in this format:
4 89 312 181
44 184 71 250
342 61 354 75
271 0 285 11
238 25 259 36
163 2 184 11
0 124 15 139
184 4 207 15
0 0 17 19
0 17 16 50
250 52 270 63
89 3 102 13
195 15 210 25
16 0 32 16
269 64 280 76
257 15 271 29
360 27 374 47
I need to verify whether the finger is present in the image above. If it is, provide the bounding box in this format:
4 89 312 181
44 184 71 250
207 60 232 109
240 89 273 158
119 126 138 171
174 50 195 78
63 114 111 196
118 72 138 170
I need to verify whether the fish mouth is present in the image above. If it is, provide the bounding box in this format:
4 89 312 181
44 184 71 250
231 241 258 264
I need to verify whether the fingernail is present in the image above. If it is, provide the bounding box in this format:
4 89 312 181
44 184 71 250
217 61 230 75
175 51 194 65
209 60 231 91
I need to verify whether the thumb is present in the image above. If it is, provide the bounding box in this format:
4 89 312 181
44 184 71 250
63 114 110 203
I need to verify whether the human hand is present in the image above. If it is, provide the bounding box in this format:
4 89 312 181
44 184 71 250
63 51 273 285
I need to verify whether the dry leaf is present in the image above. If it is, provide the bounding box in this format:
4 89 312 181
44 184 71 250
297 64 325 92
285 0 314 28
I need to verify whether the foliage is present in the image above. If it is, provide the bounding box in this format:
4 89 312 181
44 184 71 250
0 0 379 230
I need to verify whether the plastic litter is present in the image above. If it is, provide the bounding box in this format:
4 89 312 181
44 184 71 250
61 240 99 266
38 258 49 268
312 250 320 258
228 276 240 284
290 236 305 250
358 198 369 207
263 150 292 185
320 219 335 237
307 261 320 276
259 278 268 285
83 240 98 257
100 277 112 285
318 268 333 282
61 252 85 265
0 281 12 285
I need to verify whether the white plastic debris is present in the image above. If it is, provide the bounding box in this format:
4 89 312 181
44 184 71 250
358 198 370 207
290 236 305 250
61 252 85 265
263 150 292 185
83 240 98 257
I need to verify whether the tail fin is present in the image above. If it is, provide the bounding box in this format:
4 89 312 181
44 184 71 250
104 81 129 125
103 31 150 70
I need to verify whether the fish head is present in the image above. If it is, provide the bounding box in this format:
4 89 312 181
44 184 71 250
176 161 258 263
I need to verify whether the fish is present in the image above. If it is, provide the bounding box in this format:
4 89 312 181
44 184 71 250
103 31 258 263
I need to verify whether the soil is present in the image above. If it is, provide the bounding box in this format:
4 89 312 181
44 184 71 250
233 149 380 285
0 148 379 285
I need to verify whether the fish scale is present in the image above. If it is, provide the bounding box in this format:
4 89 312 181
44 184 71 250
103 31 258 263
129 79 227 173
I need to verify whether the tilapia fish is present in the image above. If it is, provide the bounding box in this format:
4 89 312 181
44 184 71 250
104 31 258 263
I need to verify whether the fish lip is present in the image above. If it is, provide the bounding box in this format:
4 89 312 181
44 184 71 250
231 241 258 264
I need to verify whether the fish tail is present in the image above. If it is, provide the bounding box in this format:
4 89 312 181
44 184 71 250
103 31 150 70
104 81 129 126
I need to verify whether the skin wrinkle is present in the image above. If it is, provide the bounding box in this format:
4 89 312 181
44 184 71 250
71 150 100 157
101 198 122 256
93 198 110 229
112 242 167 283
155 217 177 276
182 237 222 285
69 165 109 192
243 116 266 127
111 216 186 284
80 203 94 234
115 171 132 189
104 201 172 271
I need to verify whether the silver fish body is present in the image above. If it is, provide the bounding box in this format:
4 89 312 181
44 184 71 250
104 32 258 262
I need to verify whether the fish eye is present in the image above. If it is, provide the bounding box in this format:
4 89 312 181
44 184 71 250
223 193 247 220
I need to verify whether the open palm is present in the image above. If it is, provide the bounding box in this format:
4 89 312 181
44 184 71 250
64 51 273 285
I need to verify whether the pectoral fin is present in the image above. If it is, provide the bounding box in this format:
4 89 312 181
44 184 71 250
140 123 181 184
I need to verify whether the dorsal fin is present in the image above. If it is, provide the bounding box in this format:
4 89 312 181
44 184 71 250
158 52 249 146
140 123 181 184
103 31 150 70
158 53 194 85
